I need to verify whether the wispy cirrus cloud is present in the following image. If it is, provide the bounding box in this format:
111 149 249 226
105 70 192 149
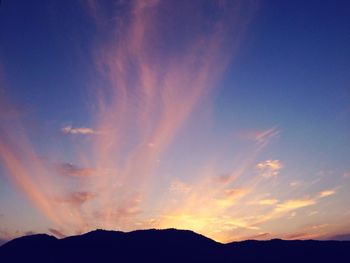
78 0 258 231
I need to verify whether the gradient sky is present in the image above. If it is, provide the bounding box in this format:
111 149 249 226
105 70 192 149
0 0 349 243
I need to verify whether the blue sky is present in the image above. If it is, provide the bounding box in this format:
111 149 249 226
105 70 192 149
0 0 349 242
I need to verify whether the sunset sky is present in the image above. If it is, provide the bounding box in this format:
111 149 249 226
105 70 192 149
0 0 350 243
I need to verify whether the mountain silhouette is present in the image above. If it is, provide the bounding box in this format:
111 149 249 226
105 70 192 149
1 228 349 262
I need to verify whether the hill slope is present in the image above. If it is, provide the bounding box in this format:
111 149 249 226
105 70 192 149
1 229 349 262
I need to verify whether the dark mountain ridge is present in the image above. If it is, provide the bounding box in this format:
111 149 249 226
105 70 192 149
1 228 349 262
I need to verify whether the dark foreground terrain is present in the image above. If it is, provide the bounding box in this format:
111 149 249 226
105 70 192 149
1 229 349 262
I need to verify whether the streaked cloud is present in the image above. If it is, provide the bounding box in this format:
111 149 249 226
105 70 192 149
256 160 283 178
0 128 62 226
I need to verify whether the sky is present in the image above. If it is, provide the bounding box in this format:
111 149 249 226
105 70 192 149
0 0 349 243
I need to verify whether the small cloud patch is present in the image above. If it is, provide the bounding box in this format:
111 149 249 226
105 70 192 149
319 189 336 198
62 125 96 135
257 160 283 178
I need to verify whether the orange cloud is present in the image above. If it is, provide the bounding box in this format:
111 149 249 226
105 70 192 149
319 189 336 198
258 199 279 206
274 198 316 213
215 188 249 208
